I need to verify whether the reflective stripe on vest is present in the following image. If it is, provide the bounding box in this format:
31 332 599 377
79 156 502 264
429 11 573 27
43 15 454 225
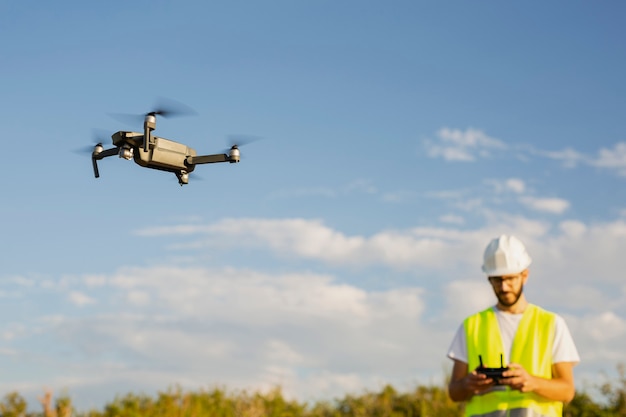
463 304 562 417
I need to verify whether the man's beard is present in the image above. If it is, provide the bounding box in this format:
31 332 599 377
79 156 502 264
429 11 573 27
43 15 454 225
496 285 524 307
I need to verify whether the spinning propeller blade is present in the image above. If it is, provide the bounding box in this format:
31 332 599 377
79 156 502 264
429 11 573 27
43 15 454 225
227 134 262 147
223 134 262 155
74 129 110 154
148 97 197 118
109 98 197 126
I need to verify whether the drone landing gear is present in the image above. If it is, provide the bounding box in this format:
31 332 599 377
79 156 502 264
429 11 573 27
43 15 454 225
91 144 119 178
175 171 189 186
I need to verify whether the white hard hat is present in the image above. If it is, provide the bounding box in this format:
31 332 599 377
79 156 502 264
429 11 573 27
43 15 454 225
481 235 532 276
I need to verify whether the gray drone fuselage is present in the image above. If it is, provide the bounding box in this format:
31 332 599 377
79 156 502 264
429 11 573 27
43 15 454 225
112 131 198 173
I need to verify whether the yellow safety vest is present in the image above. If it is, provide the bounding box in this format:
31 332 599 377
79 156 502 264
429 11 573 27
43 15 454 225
463 304 562 417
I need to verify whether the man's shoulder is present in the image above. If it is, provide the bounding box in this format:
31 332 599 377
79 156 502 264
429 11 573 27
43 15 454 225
528 303 556 315
527 304 562 323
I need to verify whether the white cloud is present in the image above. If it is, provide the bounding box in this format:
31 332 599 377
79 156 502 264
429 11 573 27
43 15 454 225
505 178 526 194
382 190 414 203
483 178 570 215
519 196 570 214
443 280 494 321
559 220 587 238
425 127 626 181
523 218 626 288
127 290 151 306
134 224 211 237
533 147 588 168
538 285 610 313
535 141 626 177
579 312 626 343
485 178 526 195
5 215 626 410
424 128 506 162
521 141 626 178
439 214 465 225
84 275 107 287
590 142 626 176
10 276 36 287
140 214 626 298
345 179 378 195
135 218 495 272
68 291 96 306
134 216 555 274
264 339 306 365
6 267 436 407
0 348 18 356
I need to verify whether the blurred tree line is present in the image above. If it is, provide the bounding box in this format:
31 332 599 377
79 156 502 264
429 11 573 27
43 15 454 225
1 365 624 417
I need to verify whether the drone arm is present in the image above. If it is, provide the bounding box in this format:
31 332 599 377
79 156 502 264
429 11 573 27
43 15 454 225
94 147 119 160
91 147 119 178
186 153 230 165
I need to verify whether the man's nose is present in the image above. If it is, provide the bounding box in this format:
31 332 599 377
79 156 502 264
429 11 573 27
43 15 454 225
501 280 513 290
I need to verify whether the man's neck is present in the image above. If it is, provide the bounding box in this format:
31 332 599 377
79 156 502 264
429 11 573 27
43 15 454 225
496 296 528 314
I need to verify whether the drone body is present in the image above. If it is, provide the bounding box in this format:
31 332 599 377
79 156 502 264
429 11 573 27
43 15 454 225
92 112 240 185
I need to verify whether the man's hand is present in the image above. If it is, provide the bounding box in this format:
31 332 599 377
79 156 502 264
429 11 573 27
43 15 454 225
449 360 496 402
500 363 537 392
499 362 577 403
465 370 496 394
450 360 576 403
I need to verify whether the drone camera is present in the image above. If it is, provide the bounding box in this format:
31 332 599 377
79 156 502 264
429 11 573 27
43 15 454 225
118 146 134 160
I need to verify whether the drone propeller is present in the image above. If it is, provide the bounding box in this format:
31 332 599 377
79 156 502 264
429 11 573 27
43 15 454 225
223 134 262 155
109 97 197 126
76 129 121 178
217 135 261 164
73 129 112 155
147 97 197 118
74 144 98 155
227 134 261 147
92 128 111 144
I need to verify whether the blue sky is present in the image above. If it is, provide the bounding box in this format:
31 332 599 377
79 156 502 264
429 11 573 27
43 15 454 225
1 0 626 411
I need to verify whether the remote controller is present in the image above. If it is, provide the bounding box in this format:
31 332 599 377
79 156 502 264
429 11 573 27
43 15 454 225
476 354 509 385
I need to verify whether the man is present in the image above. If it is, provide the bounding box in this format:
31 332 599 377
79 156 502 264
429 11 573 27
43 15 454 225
447 235 579 417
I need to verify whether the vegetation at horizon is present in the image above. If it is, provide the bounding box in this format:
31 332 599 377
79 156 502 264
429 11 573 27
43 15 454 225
1 365 624 417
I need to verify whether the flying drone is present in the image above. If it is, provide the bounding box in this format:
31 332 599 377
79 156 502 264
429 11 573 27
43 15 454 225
90 102 245 185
